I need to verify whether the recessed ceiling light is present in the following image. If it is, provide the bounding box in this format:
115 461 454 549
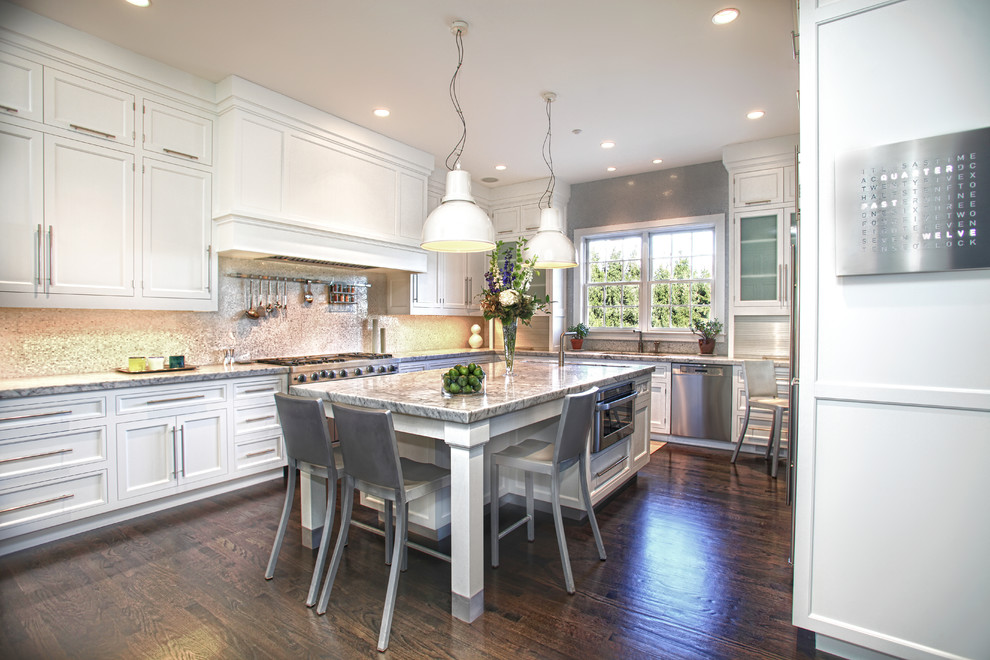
607 166 617 172
494 164 507 171
747 110 766 119
653 158 663 165
712 8 739 25
125 0 151 7
373 108 390 117
601 140 615 149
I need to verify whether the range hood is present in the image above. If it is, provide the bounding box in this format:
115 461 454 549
213 213 428 273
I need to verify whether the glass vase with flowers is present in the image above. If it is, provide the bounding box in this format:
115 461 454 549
479 238 550 375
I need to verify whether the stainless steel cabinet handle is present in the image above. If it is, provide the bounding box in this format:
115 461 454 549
36 224 43 286
69 123 115 140
0 448 73 465
245 448 276 458
245 415 275 423
0 103 18 113
0 493 74 515
244 387 275 394
783 265 789 304
47 226 54 286
745 199 772 206
171 426 179 479
0 409 72 422
178 426 186 477
595 456 626 478
162 148 198 160
146 394 205 405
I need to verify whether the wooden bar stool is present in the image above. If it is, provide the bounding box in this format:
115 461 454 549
490 386 606 594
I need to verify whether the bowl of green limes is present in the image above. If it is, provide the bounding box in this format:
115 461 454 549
442 363 486 397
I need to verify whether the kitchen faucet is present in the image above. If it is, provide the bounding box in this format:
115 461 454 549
559 331 577 367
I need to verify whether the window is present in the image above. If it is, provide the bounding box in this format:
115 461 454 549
578 215 722 334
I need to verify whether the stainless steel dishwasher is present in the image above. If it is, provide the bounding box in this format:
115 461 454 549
671 363 733 442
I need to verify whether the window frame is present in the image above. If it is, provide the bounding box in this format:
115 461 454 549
573 213 726 340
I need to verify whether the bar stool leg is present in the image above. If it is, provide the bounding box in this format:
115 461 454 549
579 454 606 561
306 474 336 607
265 458 297 580
731 409 751 463
770 408 784 479
384 499 393 565
525 471 535 541
550 468 575 594
378 497 407 652
490 461 500 568
316 478 354 616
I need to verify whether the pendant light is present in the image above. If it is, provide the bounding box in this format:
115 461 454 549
524 92 578 269
420 21 495 253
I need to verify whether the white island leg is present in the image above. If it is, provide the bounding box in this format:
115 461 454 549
444 420 489 622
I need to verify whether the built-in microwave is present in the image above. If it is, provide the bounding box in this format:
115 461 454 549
593 381 637 453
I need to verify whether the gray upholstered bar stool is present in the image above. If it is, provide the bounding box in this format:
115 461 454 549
266 393 344 607
490 386 606 594
316 402 451 653
731 360 789 478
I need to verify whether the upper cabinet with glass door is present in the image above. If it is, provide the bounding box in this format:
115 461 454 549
733 208 789 309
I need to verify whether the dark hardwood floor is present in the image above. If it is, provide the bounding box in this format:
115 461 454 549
0 445 831 659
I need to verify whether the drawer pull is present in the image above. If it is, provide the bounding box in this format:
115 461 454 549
69 123 116 140
162 147 199 160
0 104 18 113
0 493 74 515
245 448 276 458
744 199 772 206
0 448 73 465
244 387 275 394
595 457 626 478
146 394 205 405
245 415 275 423
0 409 72 423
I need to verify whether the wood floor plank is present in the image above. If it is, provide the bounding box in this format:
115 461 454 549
0 445 833 659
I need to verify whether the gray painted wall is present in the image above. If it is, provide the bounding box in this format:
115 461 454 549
564 161 730 345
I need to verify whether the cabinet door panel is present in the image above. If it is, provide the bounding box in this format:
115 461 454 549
45 136 134 296
117 418 175 499
734 209 783 307
493 207 519 237
177 411 226 485
143 100 213 165
142 158 211 299
398 171 426 241
44 69 134 146
0 51 43 122
734 169 783 207
237 115 283 213
0 123 43 294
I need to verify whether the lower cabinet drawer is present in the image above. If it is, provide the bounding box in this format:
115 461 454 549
0 426 107 480
0 395 107 435
0 469 109 532
591 439 630 491
234 436 284 471
233 402 280 437
116 384 227 415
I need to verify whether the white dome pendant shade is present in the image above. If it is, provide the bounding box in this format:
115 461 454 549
421 168 495 252
524 207 578 268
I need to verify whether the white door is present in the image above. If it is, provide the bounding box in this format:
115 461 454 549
650 376 669 434
0 51 43 122
733 208 785 309
440 253 468 310
117 417 176 500
44 135 135 297
142 100 213 165
176 409 227 485
44 68 134 147
0 123 43 294
411 250 440 308
142 158 212 300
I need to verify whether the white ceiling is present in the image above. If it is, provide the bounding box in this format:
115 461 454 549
4 0 799 188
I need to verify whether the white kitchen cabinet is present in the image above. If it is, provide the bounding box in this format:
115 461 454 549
0 50 43 122
231 376 285 473
0 122 44 295
116 409 227 500
732 168 785 208
44 68 134 147
650 362 671 435
44 134 135 298
493 204 541 239
142 100 213 165
732 208 792 311
141 158 213 301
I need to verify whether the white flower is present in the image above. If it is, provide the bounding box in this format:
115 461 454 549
499 289 521 306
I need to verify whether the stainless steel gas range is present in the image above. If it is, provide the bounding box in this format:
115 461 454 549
255 353 399 384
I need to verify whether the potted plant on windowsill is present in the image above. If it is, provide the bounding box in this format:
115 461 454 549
567 323 590 350
691 318 723 355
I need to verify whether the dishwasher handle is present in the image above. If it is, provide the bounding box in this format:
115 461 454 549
673 363 724 377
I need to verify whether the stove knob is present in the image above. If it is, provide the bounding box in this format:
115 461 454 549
338 369 348 378
295 374 308 383
377 366 387 373
310 372 320 381
326 370 336 379
388 365 398 373
354 368 363 376
320 370 331 378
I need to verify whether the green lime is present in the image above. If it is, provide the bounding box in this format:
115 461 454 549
457 375 468 387
458 366 468 375
449 383 461 394
468 363 477 372
448 368 459 380
462 385 473 394
468 376 480 387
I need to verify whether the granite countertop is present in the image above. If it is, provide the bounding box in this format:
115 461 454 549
291 361 654 424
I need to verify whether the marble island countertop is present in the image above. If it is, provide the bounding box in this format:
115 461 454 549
291 361 654 424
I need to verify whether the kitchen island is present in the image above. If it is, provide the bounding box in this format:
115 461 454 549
291 360 654 623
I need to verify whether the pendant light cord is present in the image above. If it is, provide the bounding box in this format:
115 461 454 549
539 95 556 209
444 27 468 172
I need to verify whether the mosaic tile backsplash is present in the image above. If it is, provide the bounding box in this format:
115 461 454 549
0 258 485 379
